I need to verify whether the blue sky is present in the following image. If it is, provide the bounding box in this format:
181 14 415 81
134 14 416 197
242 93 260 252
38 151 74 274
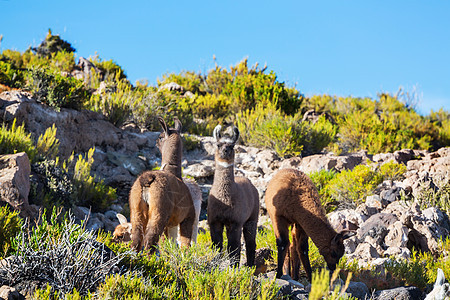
1 0 449 115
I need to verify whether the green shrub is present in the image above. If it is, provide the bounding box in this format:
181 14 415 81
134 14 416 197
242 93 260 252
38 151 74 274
65 148 116 211
236 104 336 157
414 174 450 217
26 67 90 110
0 205 22 257
6 209 126 298
32 29 76 58
326 165 382 207
35 123 60 160
309 169 337 211
309 268 355 300
85 79 135 126
89 55 128 82
0 61 24 88
379 161 407 181
0 119 36 160
335 94 439 154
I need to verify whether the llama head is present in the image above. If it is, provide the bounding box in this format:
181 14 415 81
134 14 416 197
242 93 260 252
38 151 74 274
213 125 239 166
156 117 183 156
322 230 355 271
113 213 132 243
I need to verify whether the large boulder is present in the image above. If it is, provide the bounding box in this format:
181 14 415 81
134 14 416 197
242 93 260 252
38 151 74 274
0 153 31 216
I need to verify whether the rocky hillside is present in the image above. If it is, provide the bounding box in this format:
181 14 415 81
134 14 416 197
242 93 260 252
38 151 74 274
0 89 449 299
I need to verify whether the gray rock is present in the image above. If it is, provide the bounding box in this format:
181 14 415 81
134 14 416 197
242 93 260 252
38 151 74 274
0 285 25 300
345 281 370 300
357 213 398 243
0 152 31 217
373 286 422 300
275 278 292 295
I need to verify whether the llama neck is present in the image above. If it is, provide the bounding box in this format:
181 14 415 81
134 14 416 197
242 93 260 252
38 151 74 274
161 147 182 179
306 219 338 252
212 162 235 202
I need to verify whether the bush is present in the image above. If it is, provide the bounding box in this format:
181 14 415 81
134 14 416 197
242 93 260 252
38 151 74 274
64 148 116 211
379 161 407 181
0 206 22 257
335 94 439 154
32 29 76 58
326 165 383 207
236 104 336 157
26 67 90 110
0 61 24 88
0 119 36 160
3 209 126 298
309 169 337 211
414 174 450 217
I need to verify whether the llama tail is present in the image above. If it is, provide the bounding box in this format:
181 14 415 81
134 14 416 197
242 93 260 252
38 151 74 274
139 172 158 187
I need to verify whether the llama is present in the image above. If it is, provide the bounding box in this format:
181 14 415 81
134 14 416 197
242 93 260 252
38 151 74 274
156 117 202 243
264 168 354 282
128 170 196 251
113 117 201 245
207 125 259 267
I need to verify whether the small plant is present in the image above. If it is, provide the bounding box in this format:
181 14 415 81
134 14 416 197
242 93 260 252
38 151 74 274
64 148 116 211
0 119 36 160
379 161 407 181
35 123 60 160
0 205 23 257
414 174 450 217
309 268 355 300
182 134 201 151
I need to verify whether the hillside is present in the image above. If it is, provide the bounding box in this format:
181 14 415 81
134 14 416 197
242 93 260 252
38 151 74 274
0 31 449 299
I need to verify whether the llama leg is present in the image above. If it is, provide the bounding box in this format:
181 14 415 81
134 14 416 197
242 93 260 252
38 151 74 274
272 217 290 278
243 220 257 267
290 224 302 281
209 221 224 252
226 223 243 267
131 209 148 252
191 198 201 244
296 226 312 282
167 226 178 245
142 216 168 252
179 214 195 247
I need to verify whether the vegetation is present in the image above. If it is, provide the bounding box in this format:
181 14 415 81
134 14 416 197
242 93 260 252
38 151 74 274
0 30 449 299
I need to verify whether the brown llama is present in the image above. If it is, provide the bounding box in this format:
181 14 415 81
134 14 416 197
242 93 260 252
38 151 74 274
265 168 354 282
207 125 259 267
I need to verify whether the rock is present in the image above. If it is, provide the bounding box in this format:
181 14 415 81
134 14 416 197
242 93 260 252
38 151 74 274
373 286 422 300
159 82 185 93
345 281 370 300
384 221 409 248
373 152 395 164
348 243 380 262
394 149 415 164
275 278 292 295
424 268 450 300
0 153 31 216
0 285 25 300
0 91 121 158
254 247 273 275
357 213 398 244
327 209 362 232
183 161 215 179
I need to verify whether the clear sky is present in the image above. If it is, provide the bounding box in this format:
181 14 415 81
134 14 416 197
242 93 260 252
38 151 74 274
1 0 449 115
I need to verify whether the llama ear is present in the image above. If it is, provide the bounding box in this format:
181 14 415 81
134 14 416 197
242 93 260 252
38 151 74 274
333 230 356 244
231 127 240 145
341 230 356 240
213 125 222 142
158 117 169 137
116 213 128 225
174 118 182 133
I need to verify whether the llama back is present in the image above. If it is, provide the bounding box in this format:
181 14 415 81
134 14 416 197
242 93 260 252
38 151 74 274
266 168 326 222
